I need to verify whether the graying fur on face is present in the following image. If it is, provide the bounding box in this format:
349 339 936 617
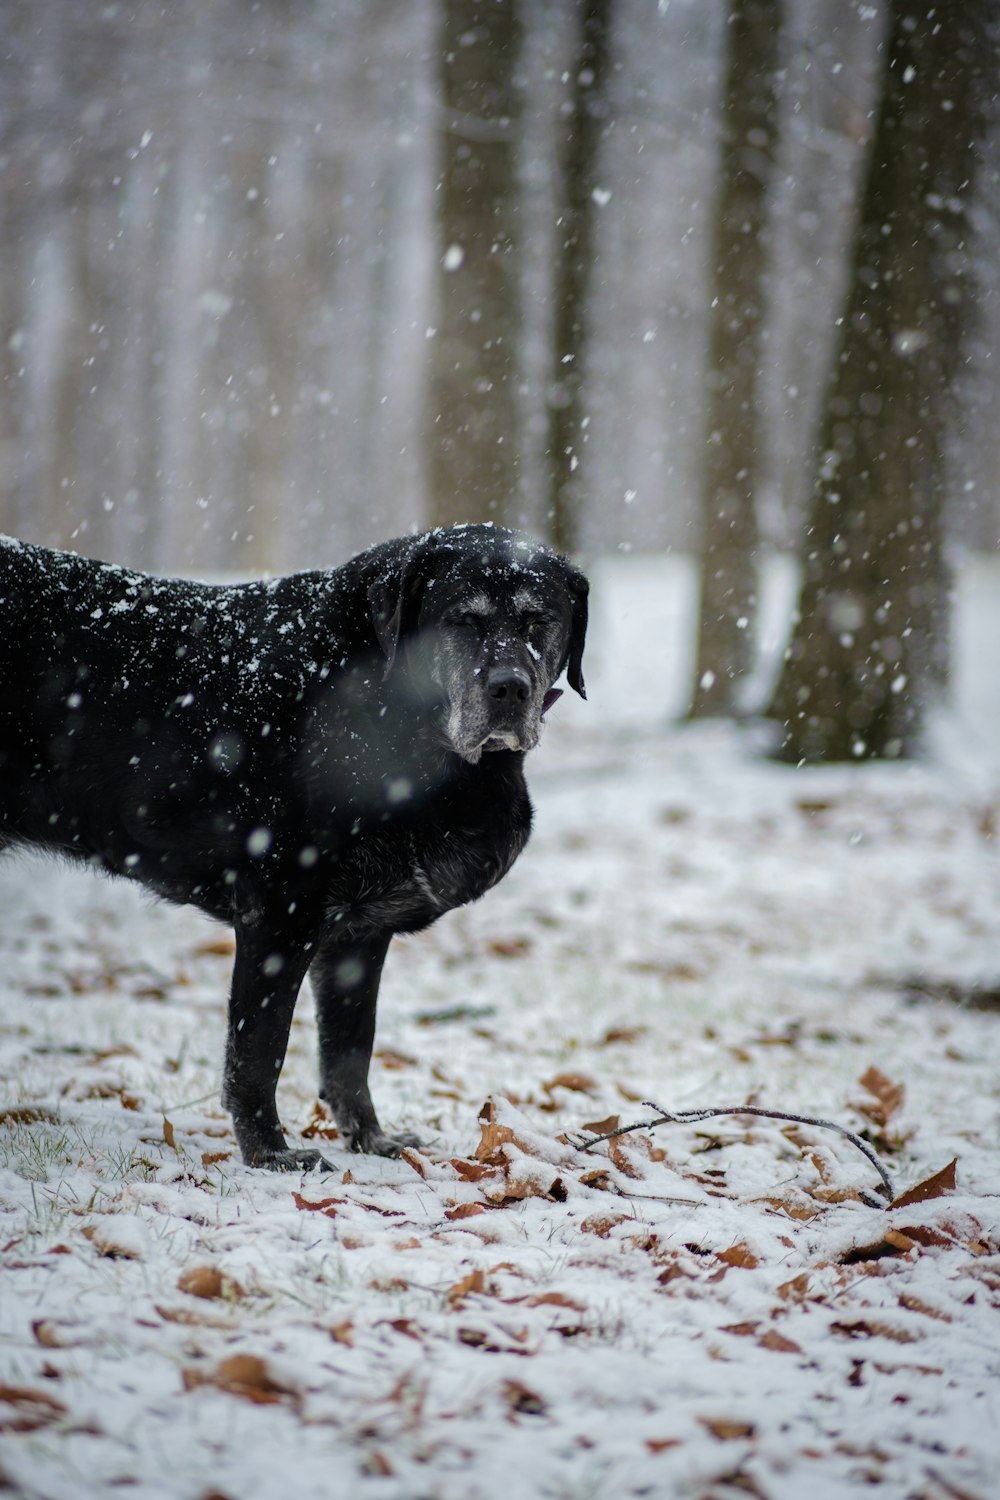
429 601 570 763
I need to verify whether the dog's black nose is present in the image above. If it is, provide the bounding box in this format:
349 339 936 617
487 666 531 703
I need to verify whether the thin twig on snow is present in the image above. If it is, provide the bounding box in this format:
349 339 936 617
570 1099 896 1208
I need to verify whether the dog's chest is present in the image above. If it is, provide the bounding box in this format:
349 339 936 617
326 815 529 939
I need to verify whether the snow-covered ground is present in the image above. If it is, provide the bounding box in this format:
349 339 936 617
1 554 998 1500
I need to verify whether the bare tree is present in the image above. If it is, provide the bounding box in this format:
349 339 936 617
767 0 991 762
427 0 523 530
688 0 782 718
546 0 613 555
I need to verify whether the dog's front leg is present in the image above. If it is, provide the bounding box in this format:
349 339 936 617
222 913 331 1171
311 933 421 1156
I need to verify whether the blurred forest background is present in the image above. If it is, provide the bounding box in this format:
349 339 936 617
0 0 997 757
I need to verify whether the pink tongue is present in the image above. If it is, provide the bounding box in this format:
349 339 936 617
541 688 563 717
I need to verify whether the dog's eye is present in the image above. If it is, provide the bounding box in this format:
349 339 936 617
521 614 551 640
444 612 484 630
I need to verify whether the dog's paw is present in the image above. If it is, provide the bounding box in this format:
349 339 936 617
251 1146 336 1174
347 1128 423 1158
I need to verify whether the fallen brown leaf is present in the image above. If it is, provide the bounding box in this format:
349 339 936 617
400 1147 428 1179
446 1203 487 1221
758 1329 801 1354
183 1354 297 1406
831 1318 922 1344
32 1320 78 1348
524 1292 586 1312
898 1293 953 1323
718 1242 759 1270
193 937 236 958
382 1318 423 1341
362 1451 394 1478
543 1072 598 1096
501 1378 547 1415
155 1305 236 1331
0 1106 60 1126
487 937 532 959
600 1028 646 1046
475 1101 519 1163
0 1384 68 1433
889 1158 957 1210
375 1047 417 1070
81 1224 143 1260
579 1167 614 1190
177 1265 245 1301
856 1066 904 1127
894 1223 957 1249
580 1213 628 1238
841 1229 917 1264
301 1102 340 1142
607 1137 644 1180
446 1269 486 1305
452 1158 497 1182
699 1415 756 1441
291 1192 344 1216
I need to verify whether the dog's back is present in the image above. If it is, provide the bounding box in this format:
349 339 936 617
3 538 307 898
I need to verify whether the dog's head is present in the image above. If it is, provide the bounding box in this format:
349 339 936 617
369 524 588 763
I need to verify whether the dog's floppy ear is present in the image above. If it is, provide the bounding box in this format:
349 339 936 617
368 544 430 675
562 563 589 700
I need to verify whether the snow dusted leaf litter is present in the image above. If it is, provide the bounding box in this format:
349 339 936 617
0 555 998 1500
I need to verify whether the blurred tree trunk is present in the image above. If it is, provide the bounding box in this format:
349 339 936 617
547 0 612 555
688 0 781 718
767 0 989 762
427 0 522 530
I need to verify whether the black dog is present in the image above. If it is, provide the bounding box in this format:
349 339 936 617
0 525 587 1169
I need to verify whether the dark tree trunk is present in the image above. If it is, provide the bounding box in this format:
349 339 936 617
546 0 612 555
688 0 781 718
767 0 989 762
427 0 523 530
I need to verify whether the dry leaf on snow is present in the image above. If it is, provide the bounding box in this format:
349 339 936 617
699 1415 756 1441
718 1242 759 1270
183 1354 297 1406
292 1192 344 1216
855 1066 904 1127
445 1202 487 1221
192 937 236 958
452 1158 497 1182
0 1385 68 1433
177 1265 245 1301
446 1269 487 1305
831 1319 922 1344
32 1319 88 1349
840 1229 917 1264
758 1329 802 1354
501 1379 547 1415
543 1072 599 1097
524 1292 586 1313
487 937 533 959
301 1102 340 1142
889 1157 957 1210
